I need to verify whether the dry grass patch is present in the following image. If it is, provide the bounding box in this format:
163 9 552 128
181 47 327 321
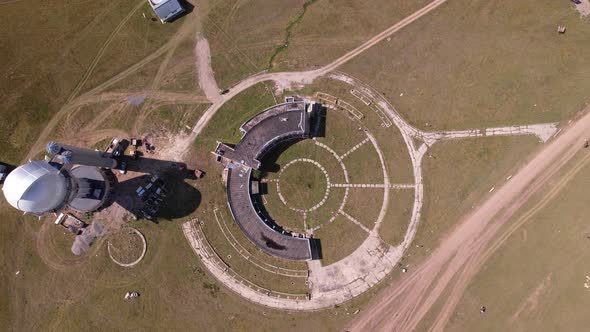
343 0 590 129
202 217 309 294
343 188 384 230
139 103 209 134
0 1 184 163
344 142 384 184
407 135 540 263
274 0 431 72
442 152 590 332
379 189 414 247
204 0 306 88
313 215 368 266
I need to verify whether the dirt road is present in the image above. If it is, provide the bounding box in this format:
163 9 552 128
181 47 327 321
189 0 449 139
23 13 201 162
195 37 222 103
348 108 590 331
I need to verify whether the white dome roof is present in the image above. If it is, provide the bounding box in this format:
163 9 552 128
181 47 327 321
2 161 69 214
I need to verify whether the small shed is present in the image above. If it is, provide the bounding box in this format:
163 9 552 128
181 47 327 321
148 0 185 23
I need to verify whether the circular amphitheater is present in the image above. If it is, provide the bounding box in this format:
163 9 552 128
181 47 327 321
184 75 429 310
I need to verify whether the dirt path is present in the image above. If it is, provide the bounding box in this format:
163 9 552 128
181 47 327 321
348 107 590 331
24 13 202 162
195 36 221 103
428 148 590 332
65 0 145 104
189 0 448 141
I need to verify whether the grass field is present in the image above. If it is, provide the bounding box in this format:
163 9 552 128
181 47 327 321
344 188 384 230
342 0 590 130
313 215 368 266
379 188 415 247
5 0 590 329
0 0 185 164
292 77 415 184
279 161 327 210
418 150 590 332
344 142 385 184
407 135 540 263
138 103 209 134
1 205 357 330
204 0 432 86
204 0 306 88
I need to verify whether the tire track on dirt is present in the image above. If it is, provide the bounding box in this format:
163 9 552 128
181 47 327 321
133 15 198 134
189 0 448 142
348 107 590 331
65 0 145 104
59 1 120 56
429 151 590 332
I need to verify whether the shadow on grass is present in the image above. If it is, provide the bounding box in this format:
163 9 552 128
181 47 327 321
100 157 201 223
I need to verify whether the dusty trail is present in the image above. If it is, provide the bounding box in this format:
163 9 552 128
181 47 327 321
195 37 222 103
65 0 145 104
348 108 590 331
24 14 201 161
189 0 448 143
428 150 590 332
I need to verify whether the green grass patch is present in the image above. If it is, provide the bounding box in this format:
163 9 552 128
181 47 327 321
379 189 415 247
279 161 328 210
344 142 384 184
343 0 590 129
344 188 385 231
314 215 368 266
262 187 305 233
198 83 276 144
316 109 367 156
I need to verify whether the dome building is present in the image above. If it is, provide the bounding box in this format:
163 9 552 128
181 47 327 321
2 142 115 216
2 160 69 214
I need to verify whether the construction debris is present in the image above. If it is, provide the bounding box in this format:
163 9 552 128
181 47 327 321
125 291 140 300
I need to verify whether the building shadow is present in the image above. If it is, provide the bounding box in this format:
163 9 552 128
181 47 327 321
99 156 201 223
167 0 195 23
257 139 304 175
255 104 326 177
0 162 16 185
310 103 327 138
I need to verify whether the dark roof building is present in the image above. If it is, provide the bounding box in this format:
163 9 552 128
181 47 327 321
214 100 323 261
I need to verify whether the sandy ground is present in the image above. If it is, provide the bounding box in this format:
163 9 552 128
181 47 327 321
348 106 590 331
195 37 222 103
574 0 590 16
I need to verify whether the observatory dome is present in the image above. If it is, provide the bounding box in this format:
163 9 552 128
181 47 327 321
2 160 69 214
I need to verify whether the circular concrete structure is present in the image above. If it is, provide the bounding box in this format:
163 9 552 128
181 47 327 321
277 159 331 212
108 228 147 267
